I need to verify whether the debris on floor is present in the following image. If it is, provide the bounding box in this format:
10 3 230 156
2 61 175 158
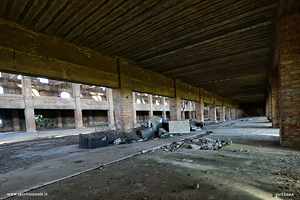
175 158 193 162
161 136 229 151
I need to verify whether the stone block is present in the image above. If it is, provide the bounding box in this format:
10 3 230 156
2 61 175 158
169 120 190 133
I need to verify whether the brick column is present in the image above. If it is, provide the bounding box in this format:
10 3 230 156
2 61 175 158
220 106 226 122
107 88 115 126
195 102 204 122
266 97 269 118
132 92 137 124
162 97 167 120
267 88 272 122
113 61 134 130
72 83 83 129
271 69 280 128
226 108 231 120
170 96 181 121
210 104 217 122
278 12 300 146
11 110 20 131
22 76 36 133
56 110 63 128
149 94 153 118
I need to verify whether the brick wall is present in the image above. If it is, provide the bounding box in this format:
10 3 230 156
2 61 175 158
279 13 300 146
35 109 57 130
136 111 150 123
61 110 76 128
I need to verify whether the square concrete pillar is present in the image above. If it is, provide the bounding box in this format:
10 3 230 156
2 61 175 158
170 96 181 121
149 94 153 118
11 110 20 131
220 106 226 122
22 76 36 133
56 110 63 128
195 102 204 122
210 104 217 123
107 88 115 126
226 108 231 120
188 101 192 119
181 102 185 120
162 97 167 120
88 110 93 126
132 92 137 124
72 83 83 129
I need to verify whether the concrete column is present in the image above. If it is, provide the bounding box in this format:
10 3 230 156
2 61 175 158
72 83 83 129
162 97 167 120
182 101 185 120
188 101 192 119
88 110 93 126
107 88 115 126
210 104 217 122
132 92 137 124
149 94 153 118
170 96 181 121
56 110 63 128
195 102 204 122
231 108 236 120
220 106 226 122
192 102 196 119
11 110 20 131
226 108 231 120
22 76 36 133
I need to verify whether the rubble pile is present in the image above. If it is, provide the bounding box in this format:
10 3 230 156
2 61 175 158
161 137 229 152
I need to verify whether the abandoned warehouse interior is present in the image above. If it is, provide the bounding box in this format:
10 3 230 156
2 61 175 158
0 0 300 199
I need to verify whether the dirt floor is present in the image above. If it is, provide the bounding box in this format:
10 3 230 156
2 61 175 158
0 130 143 174
3 117 300 200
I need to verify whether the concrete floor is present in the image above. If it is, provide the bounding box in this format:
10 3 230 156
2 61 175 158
2 117 299 199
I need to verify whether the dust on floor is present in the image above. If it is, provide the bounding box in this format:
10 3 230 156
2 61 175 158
7 117 300 200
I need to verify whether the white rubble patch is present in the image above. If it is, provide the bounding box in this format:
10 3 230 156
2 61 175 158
161 137 229 151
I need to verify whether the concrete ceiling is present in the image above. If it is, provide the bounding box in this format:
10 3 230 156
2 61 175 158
0 0 278 104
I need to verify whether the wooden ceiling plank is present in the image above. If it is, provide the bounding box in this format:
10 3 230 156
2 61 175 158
7 0 28 22
97 0 227 53
103 1 277 58
138 29 274 68
55 0 107 36
34 0 71 31
71 0 159 45
46 0 91 35
130 10 276 62
19 0 50 27
143 43 272 75
157 47 271 76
